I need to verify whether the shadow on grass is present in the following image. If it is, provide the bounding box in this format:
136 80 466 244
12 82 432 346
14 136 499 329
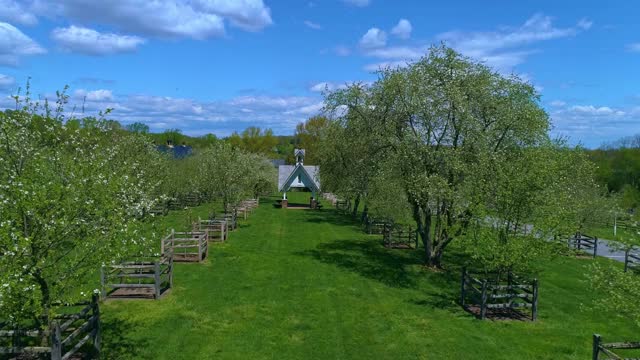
101 316 148 359
298 236 478 314
302 209 363 228
296 238 424 288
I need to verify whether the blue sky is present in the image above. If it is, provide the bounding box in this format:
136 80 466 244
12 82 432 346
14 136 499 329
0 0 639 147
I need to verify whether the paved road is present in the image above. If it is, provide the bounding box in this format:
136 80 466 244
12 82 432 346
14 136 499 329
596 238 627 262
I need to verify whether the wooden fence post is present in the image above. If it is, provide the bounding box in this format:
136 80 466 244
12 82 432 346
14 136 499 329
100 266 106 300
592 334 601 360
480 280 488 320
169 255 174 289
154 261 161 299
460 268 467 307
92 293 101 358
593 237 598 259
532 279 539 321
51 321 62 360
625 249 630 273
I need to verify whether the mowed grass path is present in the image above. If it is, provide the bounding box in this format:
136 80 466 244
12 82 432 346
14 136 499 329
102 193 638 359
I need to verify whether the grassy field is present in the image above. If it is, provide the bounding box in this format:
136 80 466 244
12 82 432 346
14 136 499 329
102 192 639 359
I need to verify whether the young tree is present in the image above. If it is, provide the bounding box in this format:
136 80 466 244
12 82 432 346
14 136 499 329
590 263 640 329
0 92 160 328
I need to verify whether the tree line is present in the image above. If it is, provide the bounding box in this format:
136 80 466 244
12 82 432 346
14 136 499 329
0 90 276 330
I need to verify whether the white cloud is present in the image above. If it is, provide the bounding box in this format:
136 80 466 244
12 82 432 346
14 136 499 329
0 22 46 66
550 100 566 107
569 105 624 116
0 74 15 89
35 0 272 40
0 0 38 25
627 43 640 52
360 27 386 48
342 0 370 7
334 45 351 56
437 13 591 72
366 46 426 59
577 18 593 30
190 0 272 31
550 103 638 147
309 81 371 92
284 102 324 115
0 91 323 136
391 19 412 39
304 20 322 30
52 26 145 55
363 60 410 72
74 89 114 101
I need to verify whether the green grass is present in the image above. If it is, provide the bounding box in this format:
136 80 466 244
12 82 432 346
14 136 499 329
102 192 639 359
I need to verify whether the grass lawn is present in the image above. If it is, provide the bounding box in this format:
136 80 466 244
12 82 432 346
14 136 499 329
101 192 639 359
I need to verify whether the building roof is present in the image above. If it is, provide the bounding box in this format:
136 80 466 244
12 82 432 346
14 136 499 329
278 164 320 192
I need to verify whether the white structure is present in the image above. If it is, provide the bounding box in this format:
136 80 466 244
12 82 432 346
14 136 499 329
278 149 320 207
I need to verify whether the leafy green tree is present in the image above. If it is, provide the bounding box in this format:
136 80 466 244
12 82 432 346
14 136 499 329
0 91 160 328
126 122 150 134
590 263 640 328
228 127 278 156
295 116 329 165
323 45 582 268
198 143 276 212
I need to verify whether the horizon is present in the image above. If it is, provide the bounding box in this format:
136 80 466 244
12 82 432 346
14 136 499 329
1 0 639 148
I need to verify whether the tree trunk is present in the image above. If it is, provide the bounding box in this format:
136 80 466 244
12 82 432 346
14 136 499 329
33 270 51 345
352 194 360 218
413 202 438 267
361 204 369 224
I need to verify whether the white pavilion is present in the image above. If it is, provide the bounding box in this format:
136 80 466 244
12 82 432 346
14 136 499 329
277 149 320 208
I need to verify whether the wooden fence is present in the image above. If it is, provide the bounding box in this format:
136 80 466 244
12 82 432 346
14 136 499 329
236 199 260 220
568 232 599 258
364 216 392 235
161 230 208 262
460 268 538 321
194 218 228 242
383 224 419 249
592 334 640 360
219 211 238 231
625 248 640 273
335 200 349 213
0 295 100 360
101 255 173 300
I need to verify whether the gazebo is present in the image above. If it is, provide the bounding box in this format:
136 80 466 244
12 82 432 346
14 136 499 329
278 149 321 208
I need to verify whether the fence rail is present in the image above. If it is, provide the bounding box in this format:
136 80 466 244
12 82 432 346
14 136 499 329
568 232 599 258
460 268 538 321
383 224 419 249
0 295 100 360
194 218 228 242
625 248 640 273
162 229 208 262
592 334 640 360
101 255 173 300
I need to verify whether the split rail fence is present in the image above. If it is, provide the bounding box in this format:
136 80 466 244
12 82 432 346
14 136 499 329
460 268 538 321
0 295 100 360
383 224 419 249
568 232 599 258
194 218 228 242
101 254 173 300
625 248 640 273
162 230 208 262
592 334 640 360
